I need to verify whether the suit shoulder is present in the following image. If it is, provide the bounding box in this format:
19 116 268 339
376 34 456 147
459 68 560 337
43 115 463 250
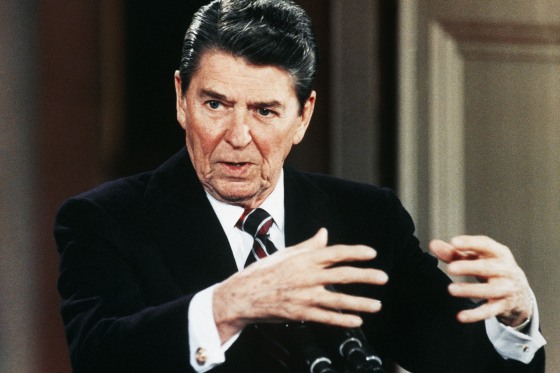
76 172 150 204
297 171 397 203
57 172 153 221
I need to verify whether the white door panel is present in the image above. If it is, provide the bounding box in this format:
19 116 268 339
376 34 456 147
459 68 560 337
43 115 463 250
399 1 559 372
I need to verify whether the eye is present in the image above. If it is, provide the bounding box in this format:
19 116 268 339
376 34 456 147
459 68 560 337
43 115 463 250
207 100 221 110
258 108 273 117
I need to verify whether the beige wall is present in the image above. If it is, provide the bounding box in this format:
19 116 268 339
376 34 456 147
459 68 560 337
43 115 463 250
465 55 560 371
0 1 38 371
1 1 102 372
399 1 560 372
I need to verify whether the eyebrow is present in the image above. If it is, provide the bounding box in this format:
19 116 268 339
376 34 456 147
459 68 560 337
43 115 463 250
199 88 285 110
199 89 229 102
252 100 284 110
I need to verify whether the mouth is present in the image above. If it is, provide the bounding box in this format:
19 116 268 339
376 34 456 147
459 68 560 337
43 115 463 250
225 162 248 167
219 161 253 175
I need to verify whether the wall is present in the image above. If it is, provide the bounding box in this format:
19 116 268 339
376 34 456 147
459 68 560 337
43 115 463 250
398 1 559 371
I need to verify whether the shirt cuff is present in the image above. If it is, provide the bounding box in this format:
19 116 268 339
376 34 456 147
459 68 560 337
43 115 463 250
485 289 546 363
188 284 241 372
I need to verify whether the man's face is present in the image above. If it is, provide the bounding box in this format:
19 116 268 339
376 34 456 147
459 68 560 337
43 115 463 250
175 50 315 208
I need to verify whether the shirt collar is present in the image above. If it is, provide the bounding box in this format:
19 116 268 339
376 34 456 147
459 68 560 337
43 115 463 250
205 170 285 231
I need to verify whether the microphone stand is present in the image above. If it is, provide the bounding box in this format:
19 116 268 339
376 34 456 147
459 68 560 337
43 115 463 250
336 327 384 373
290 322 337 373
289 322 384 373
324 285 385 372
275 282 384 372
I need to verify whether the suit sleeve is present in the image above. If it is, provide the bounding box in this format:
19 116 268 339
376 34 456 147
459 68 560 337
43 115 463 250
371 189 545 373
55 197 198 373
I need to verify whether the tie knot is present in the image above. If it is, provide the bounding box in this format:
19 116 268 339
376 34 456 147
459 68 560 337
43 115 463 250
236 208 274 238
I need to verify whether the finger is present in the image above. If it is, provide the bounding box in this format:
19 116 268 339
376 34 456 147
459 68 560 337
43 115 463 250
314 290 382 314
287 229 376 265
258 291 369 327
430 238 489 263
456 300 506 323
288 245 377 268
292 227 329 251
447 259 512 278
280 244 376 271
302 308 365 328
429 239 456 263
315 266 388 286
450 235 513 260
258 308 366 328
316 244 377 266
448 281 511 300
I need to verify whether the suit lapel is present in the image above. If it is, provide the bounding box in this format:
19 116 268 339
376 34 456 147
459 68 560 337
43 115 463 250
143 149 238 293
283 167 330 247
141 153 331 293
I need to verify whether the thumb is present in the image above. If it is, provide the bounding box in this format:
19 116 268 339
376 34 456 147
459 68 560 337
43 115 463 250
294 227 329 250
429 239 455 263
313 227 328 247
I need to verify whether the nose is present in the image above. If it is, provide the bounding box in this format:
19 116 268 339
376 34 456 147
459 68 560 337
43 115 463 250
224 110 252 148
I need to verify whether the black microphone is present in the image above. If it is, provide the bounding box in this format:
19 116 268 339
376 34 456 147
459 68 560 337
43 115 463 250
288 322 384 372
334 327 384 373
290 322 337 373
286 287 384 372
322 286 384 372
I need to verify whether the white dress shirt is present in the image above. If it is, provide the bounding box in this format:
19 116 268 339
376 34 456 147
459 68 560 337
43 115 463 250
187 172 545 371
188 173 285 372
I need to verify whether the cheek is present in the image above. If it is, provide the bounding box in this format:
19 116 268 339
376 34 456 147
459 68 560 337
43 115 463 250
260 132 295 168
185 124 221 167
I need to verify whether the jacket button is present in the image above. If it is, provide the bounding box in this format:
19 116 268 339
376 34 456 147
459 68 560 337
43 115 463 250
195 347 207 365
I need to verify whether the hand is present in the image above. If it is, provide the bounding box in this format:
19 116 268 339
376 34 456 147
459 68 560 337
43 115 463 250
213 228 388 342
429 235 532 327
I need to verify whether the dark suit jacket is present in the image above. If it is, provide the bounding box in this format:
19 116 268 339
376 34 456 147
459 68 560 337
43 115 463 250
55 148 545 373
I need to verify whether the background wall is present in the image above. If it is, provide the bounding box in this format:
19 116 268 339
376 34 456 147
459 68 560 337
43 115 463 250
0 1 37 372
398 1 560 372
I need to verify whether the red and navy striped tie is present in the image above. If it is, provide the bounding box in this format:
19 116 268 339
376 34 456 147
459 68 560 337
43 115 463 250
236 208 278 267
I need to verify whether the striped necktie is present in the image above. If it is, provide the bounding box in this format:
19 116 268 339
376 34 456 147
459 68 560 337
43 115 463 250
236 208 278 267
236 209 299 369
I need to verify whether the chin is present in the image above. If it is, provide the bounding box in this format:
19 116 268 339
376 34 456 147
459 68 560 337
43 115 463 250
211 179 270 205
216 188 259 204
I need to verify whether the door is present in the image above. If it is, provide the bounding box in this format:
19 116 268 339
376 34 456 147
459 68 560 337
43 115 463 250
398 1 560 372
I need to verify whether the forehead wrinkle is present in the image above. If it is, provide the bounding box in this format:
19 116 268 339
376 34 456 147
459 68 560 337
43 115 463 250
199 88 229 102
248 99 284 110
199 81 288 111
193 51 297 109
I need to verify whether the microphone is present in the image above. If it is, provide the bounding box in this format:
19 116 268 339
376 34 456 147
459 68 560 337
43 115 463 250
321 285 385 372
333 327 384 373
288 322 384 372
284 288 384 372
290 322 337 373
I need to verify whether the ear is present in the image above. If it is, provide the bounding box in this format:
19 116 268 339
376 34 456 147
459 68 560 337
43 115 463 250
293 90 316 145
174 71 188 129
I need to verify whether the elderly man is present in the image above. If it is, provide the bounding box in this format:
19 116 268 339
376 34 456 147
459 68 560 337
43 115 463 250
55 0 545 372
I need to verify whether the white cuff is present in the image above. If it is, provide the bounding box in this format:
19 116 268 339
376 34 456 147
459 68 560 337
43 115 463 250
485 289 546 363
188 285 241 372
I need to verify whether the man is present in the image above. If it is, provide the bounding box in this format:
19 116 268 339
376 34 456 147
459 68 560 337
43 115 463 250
54 0 546 372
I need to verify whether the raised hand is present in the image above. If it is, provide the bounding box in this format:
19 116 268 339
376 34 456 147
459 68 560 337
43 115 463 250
429 235 532 327
213 228 388 342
